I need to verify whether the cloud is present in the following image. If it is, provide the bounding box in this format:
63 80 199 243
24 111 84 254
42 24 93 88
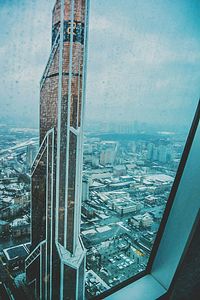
85 7 200 127
0 0 200 130
90 15 112 31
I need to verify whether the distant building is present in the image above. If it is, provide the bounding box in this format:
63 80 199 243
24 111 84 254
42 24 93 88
152 147 159 161
99 142 117 166
14 193 30 207
145 195 157 204
86 270 109 298
100 149 115 166
111 198 138 216
148 142 173 164
82 204 95 219
10 204 22 217
132 213 153 228
158 144 167 163
147 143 154 160
84 144 93 154
0 220 9 236
115 203 137 216
82 176 89 202
113 165 127 177
131 217 140 228
3 243 30 270
0 204 22 220
12 219 30 238
91 154 99 167
0 207 10 220
141 213 153 228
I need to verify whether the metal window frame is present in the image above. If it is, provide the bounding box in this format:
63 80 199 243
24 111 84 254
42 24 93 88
91 100 200 300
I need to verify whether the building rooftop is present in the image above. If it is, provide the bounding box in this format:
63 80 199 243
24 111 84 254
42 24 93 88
3 243 30 261
144 174 174 183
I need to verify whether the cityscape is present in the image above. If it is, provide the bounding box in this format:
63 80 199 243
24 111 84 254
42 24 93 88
0 123 186 298
0 0 199 299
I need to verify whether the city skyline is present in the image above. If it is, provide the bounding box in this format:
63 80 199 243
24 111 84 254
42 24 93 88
0 115 187 298
0 1 200 299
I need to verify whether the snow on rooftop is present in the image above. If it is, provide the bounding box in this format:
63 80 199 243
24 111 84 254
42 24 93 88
145 174 174 183
82 229 96 235
96 225 111 233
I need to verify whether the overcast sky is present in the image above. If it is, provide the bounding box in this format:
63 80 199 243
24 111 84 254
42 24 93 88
0 0 200 131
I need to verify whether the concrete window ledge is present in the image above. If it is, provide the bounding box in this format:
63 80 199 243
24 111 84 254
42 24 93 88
105 275 166 300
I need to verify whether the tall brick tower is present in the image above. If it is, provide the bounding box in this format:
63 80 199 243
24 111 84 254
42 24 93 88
25 0 89 299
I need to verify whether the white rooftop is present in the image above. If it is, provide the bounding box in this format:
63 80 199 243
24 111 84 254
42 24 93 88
145 174 174 183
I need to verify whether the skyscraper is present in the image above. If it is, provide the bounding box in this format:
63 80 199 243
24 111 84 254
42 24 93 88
25 0 89 299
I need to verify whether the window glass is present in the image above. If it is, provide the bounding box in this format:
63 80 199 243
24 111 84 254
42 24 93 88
82 0 200 297
0 1 200 299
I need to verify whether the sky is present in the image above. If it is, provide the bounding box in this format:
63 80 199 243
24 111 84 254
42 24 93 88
0 0 200 131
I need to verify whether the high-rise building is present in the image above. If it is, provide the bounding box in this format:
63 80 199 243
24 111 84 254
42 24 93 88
99 141 117 166
82 175 89 202
25 0 89 299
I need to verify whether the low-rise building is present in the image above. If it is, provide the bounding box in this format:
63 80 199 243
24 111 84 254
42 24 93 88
141 213 153 228
2 243 30 270
82 204 95 219
145 195 157 204
0 220 9 236
82 176 89 202
11 219 30 238
113 165 127 177
115 203 137 216
14 193 30 207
